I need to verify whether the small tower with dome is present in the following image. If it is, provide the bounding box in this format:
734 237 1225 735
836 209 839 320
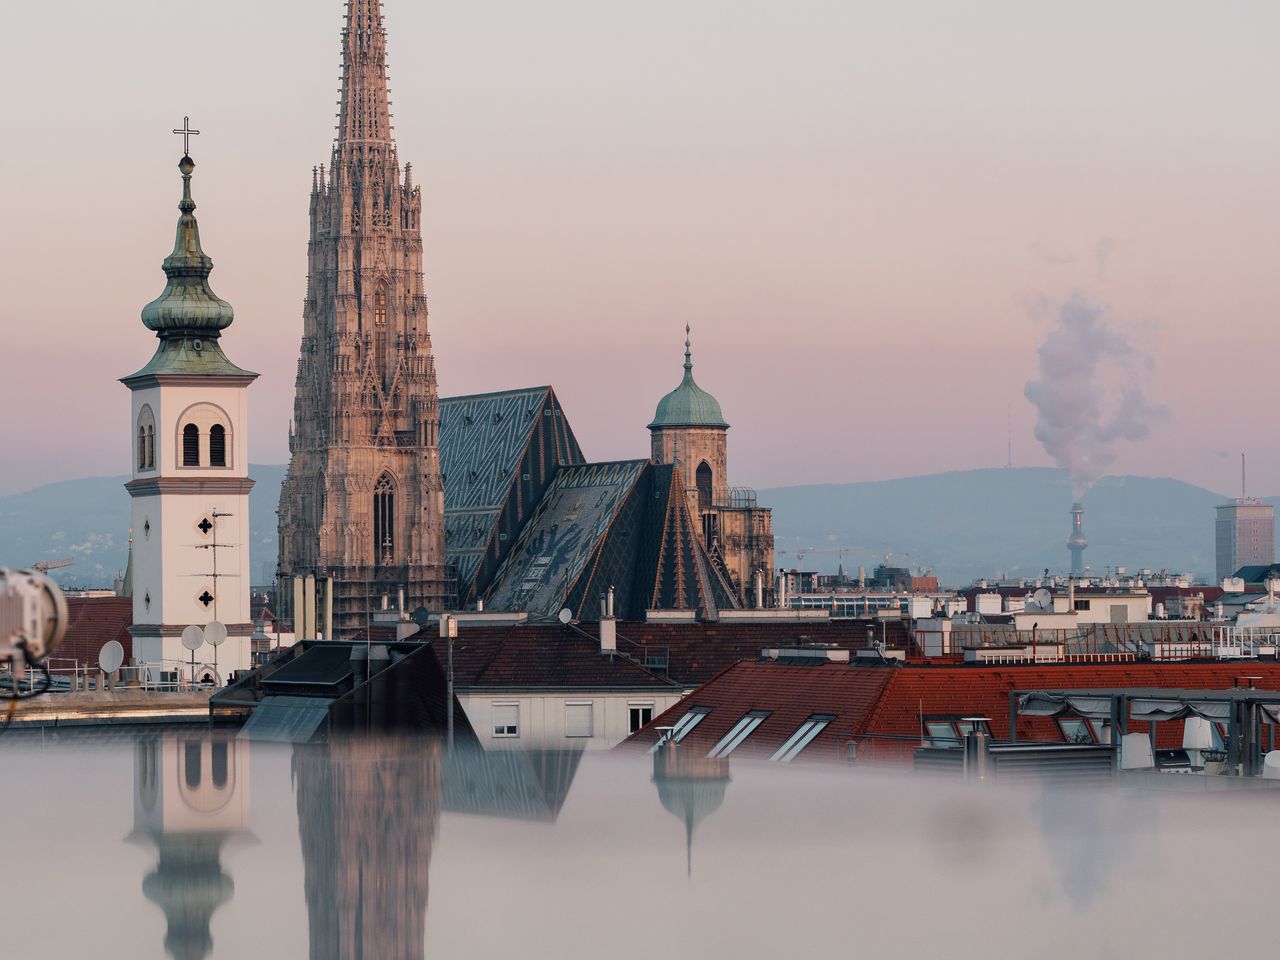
120 135 257 680
649 328 775 606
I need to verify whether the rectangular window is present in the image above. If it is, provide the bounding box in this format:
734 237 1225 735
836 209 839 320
770 715 835 763
1058 718 1096 744
628 702 654 734
1074 599 1091 611
650 706 711 753
492 701 519 738
708 710 770 758
565 701 594 738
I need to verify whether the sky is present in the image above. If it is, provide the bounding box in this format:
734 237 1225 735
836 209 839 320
1 0 1277 497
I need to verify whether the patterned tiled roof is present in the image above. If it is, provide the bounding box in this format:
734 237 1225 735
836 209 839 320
440 386 585 599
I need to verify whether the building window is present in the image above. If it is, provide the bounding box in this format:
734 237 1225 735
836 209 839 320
209 424 227 467
770 714 835 763
565 701 594 738
1058 718 1096 744
182 423 200 466
145 426 154 469
373 288 389 377
629 703 654 734
137 427 147 470
696 460 713 510
923 718 990 748
649 706 711 753
374 473 395 565
708 710 771 758
1074 599 1091 611
492 701 519 738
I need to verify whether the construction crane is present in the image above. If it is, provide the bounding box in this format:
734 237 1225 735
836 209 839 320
30 558 73 575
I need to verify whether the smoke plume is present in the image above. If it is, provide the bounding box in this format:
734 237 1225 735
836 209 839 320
1024 295 1167 498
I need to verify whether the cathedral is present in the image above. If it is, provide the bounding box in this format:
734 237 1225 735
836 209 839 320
277 0 450 634
279 1 773 632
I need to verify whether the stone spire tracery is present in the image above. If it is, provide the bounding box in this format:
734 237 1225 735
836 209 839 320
279 0 451 634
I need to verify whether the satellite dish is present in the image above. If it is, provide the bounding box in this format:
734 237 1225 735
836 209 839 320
557 607 573 625
204 620 228 647
181 625 205 651
1033 588 1054 611
99 640 125 674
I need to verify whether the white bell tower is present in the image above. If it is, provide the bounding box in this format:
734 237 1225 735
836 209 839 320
122 137 258 682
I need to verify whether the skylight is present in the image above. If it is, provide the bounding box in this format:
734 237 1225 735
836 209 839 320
707 710 771 758
769 715 836 763
650 706 712 754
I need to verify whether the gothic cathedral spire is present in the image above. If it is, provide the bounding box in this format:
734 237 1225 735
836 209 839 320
278 0 451 634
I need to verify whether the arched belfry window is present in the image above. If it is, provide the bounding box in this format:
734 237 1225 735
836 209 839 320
209 424 227 467
696 461 714 511
137 405 156 471
374 473 395 566
182 424 200 466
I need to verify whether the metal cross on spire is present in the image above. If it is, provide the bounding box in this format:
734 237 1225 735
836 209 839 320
172 116 200 156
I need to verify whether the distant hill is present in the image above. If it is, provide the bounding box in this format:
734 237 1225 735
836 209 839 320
760 467 1272 587
0 465 288 589
0 465 1268 589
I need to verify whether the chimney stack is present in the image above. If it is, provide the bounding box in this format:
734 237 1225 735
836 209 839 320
600 586 617 653
1067 502 1088 576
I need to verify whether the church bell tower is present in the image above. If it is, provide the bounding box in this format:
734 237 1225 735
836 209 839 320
278 0 451 634
121 141 257 679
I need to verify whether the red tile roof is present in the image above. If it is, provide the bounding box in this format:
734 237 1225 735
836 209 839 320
623 659 1280 764
55 597 133 669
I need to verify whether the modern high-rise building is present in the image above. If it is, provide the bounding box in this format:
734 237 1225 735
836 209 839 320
278 0 451 634
1216 498 1275 582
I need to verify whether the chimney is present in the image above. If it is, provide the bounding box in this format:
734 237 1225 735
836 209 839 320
1067 502 1088 576
600 587 617 654
753 569 764 609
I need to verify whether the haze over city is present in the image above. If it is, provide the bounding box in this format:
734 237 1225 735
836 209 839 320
2 0 1277 497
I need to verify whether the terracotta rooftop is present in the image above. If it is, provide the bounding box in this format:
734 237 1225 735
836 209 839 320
56 597 133 669
622 658 1280 764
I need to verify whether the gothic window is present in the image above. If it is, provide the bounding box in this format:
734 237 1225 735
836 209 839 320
374 473 395 566
182 424 200 466
696 460 714 511
374 288 389 378
209 424 227 467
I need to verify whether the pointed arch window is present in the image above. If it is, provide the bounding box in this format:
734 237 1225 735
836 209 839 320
374 473 395 566
696 460 714 511
209 424 227 467
182 424 200 466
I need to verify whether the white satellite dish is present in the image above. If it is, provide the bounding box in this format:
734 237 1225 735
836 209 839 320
98 640 125 674
1032 588 1054 611
205 620 228 647
181 624 205 651
557 607 573 625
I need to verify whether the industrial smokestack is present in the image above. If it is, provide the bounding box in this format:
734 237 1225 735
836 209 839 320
1067 502 1088 576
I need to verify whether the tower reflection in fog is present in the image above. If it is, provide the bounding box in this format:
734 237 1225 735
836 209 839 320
293 736 442 960
129 733 253 960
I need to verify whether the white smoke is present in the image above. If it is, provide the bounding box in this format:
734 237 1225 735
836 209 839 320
1024 295 1167 498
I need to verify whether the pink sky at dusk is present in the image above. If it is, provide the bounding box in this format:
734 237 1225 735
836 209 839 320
1 0 1277 497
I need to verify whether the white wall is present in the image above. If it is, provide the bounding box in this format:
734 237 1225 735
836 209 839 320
458 691 689 751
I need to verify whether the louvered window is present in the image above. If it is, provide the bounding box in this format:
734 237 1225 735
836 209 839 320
182 424 200 466
492 702 519 738
565 701 594 738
